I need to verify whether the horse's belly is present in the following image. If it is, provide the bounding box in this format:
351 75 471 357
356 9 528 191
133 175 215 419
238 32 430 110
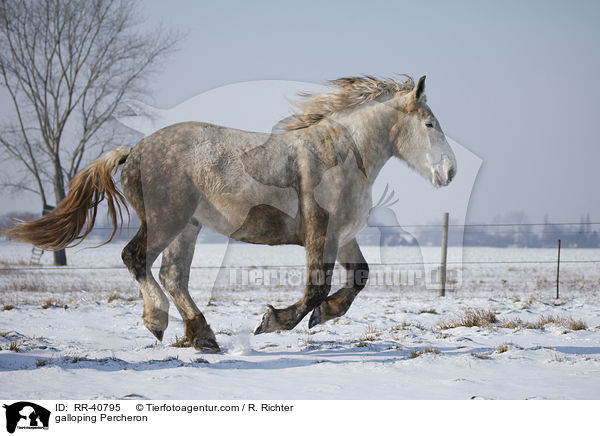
229 204 301 245
194 193 301 245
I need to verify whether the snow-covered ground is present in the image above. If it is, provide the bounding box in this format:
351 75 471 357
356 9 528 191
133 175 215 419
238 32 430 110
1 240 599 399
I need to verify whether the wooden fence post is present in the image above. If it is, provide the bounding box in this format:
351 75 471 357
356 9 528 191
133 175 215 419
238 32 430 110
556 239 561 299
440 212 449 297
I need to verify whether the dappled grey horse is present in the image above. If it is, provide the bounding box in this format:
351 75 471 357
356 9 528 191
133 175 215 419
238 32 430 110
5 75 456 352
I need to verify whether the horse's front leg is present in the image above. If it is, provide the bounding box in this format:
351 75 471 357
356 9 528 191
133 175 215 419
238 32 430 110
308 239 368 328
255 214 338 334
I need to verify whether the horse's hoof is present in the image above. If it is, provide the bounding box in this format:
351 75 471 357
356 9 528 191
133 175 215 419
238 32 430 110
308 306 321 329
254 305 276 335
192 337 221 354
144 322 164 341
143 309 168 341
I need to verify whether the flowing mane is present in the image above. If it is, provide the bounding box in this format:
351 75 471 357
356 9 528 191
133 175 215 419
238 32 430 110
281 75 416 131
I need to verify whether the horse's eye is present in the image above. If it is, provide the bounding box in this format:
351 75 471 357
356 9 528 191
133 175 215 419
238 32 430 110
425 122 434 128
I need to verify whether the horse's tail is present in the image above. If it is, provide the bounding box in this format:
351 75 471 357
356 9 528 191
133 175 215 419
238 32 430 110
3 146 131 250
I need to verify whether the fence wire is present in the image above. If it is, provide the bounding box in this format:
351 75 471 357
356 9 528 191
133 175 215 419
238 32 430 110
1 221 599 271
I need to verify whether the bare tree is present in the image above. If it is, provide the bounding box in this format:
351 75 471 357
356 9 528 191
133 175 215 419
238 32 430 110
0 0 178 264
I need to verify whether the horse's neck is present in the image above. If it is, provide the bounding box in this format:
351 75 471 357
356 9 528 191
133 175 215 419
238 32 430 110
332 102 396 184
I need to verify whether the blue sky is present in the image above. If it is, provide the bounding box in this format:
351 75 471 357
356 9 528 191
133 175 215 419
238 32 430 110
2 0 599 224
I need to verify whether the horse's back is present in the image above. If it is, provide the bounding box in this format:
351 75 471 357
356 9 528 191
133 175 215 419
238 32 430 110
122 121 301 240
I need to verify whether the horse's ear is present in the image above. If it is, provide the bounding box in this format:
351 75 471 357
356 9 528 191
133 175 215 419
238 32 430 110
414 75 426 100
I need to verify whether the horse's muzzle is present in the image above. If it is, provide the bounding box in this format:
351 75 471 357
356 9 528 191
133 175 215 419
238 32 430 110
432 155 456 187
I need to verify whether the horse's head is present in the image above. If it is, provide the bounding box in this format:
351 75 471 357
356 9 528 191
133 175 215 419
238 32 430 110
389 76 456 188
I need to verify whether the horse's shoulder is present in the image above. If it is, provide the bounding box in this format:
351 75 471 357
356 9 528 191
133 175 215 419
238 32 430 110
240 135 297 188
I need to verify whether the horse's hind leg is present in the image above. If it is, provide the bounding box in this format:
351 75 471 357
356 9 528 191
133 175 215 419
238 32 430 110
159 220 220 353
120 144 205 343
121 188 200 342
122 223 171 341
308 239 368 328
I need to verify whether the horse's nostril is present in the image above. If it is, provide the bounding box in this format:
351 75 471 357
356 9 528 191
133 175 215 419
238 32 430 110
447 168 455 182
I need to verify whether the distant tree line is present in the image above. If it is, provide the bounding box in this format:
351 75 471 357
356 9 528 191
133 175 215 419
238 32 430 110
0 211 38 234
415 213 600 248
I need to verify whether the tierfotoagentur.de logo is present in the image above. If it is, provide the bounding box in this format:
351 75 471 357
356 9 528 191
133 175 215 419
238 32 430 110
3 402 50 434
